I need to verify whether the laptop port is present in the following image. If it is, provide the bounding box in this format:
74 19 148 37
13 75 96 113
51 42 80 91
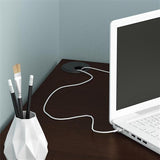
142 140 147 144
131 134 135 138
123 130 129 134
114 124 123 130
137 137 141 141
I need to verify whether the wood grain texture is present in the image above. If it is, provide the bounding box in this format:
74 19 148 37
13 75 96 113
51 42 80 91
0 59 159 160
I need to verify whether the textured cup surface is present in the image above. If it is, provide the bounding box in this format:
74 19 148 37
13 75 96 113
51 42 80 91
4 111 48 160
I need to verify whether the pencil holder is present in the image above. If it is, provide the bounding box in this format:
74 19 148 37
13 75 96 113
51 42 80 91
4 111 48 160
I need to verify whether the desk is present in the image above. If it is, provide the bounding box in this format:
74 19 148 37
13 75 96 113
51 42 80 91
0 59 159 160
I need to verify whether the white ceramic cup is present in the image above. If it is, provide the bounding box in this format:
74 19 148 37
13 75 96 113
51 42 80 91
4 111 48 160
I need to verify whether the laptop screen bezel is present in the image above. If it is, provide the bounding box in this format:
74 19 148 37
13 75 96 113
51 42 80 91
109 9 160 124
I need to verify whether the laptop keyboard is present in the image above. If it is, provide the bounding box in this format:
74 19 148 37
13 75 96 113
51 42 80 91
129 113 160 141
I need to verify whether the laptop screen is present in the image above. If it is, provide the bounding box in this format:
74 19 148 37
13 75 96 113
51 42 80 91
117 17 160 110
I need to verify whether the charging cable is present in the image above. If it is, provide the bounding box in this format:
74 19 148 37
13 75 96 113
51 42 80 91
43 66 120 134
82 66 109 73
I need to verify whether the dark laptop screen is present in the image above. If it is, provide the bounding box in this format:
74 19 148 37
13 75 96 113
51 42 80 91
117 17 160 110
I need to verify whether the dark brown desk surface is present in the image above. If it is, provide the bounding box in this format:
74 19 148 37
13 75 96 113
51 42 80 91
0 59 159 160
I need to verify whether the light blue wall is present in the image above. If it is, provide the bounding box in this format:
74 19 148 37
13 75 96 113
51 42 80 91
0 0 59 133
0 0 160 133
59 0 160 63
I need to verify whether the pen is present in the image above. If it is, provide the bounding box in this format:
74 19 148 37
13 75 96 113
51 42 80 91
8 79 19 118
26 75 34 119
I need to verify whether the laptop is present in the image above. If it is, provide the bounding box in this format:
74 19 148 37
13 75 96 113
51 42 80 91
109 9 160 154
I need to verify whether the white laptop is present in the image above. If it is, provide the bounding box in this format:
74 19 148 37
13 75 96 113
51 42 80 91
109 9 160 154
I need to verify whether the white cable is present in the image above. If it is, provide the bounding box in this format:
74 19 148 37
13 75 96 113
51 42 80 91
82 66 109 73
43 67 119 134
